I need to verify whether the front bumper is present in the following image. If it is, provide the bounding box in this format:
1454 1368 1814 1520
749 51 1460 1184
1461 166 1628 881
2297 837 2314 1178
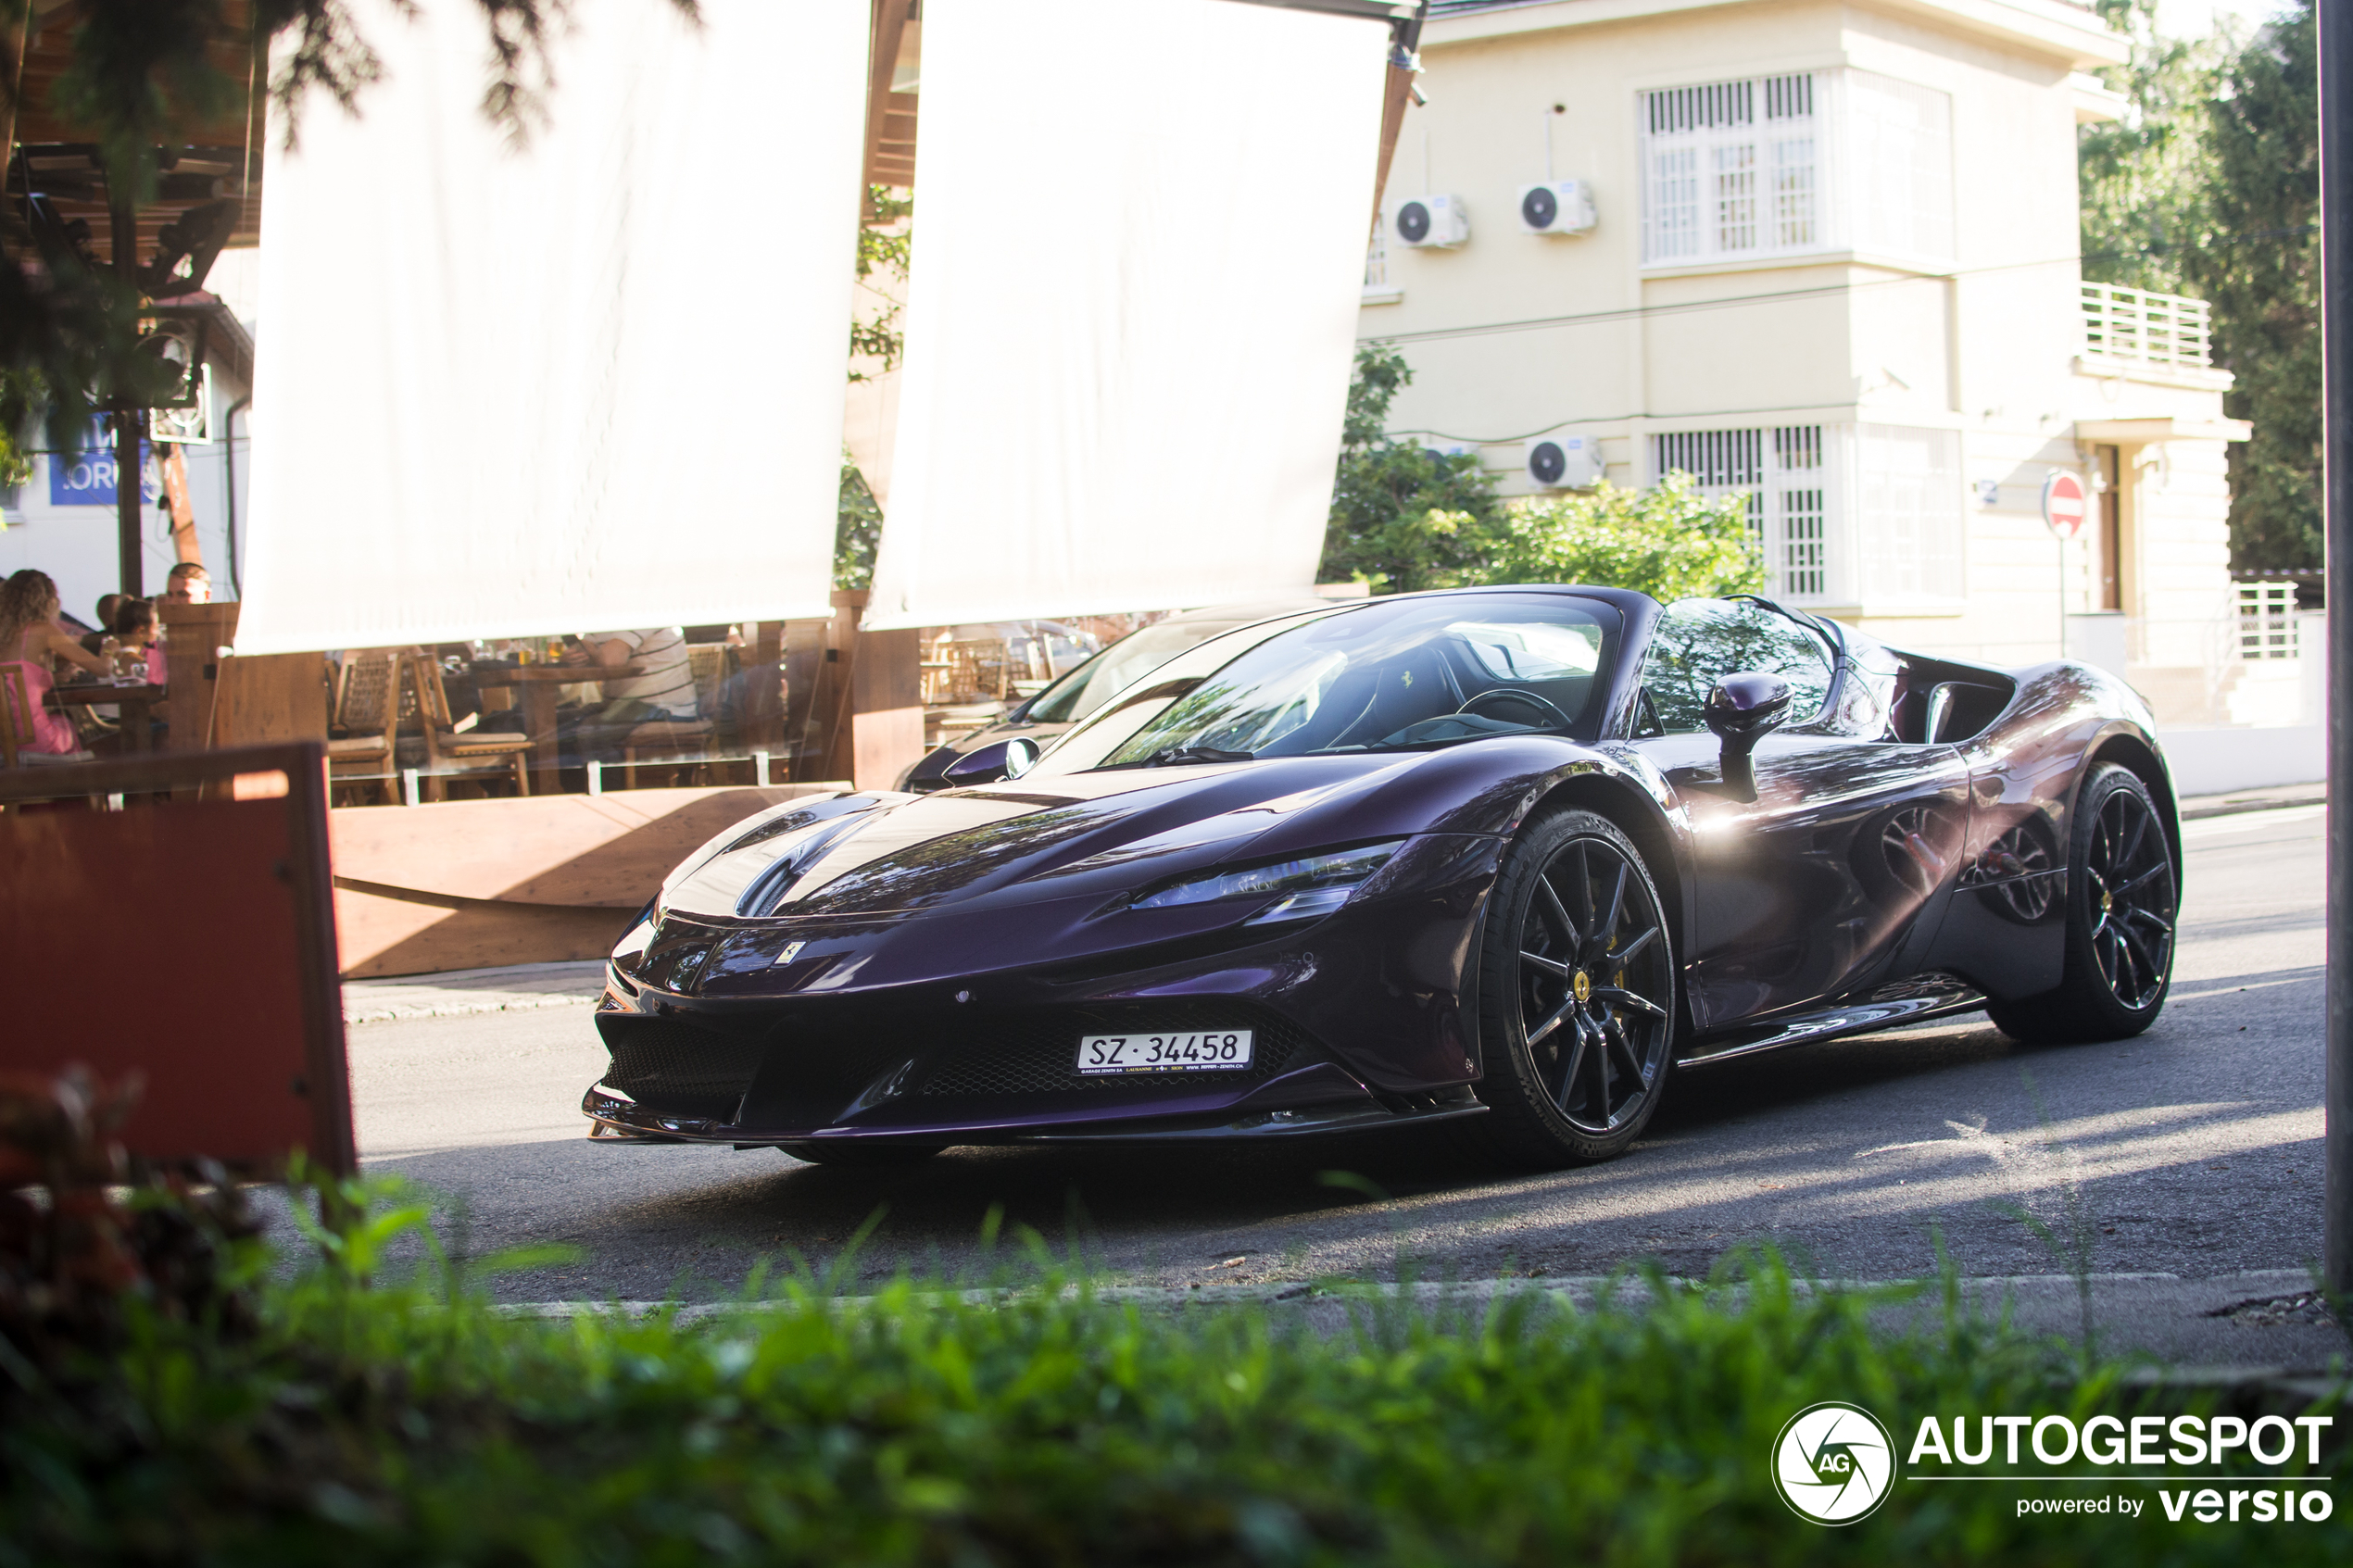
581 834 1502 1148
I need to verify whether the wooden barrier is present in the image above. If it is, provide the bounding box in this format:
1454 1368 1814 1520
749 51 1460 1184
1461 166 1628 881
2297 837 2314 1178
329 782 849 977
0 744 354 1177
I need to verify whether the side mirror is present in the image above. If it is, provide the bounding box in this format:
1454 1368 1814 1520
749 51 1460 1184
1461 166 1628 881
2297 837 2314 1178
941 736 1039 786
1702 671 1791 801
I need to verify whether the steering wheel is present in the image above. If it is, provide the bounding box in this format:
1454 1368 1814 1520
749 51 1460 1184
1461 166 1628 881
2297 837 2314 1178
1455 687 1573 730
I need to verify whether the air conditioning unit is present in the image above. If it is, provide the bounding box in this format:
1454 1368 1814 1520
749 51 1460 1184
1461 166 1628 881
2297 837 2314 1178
1524 433 1604 489
1518 181 1596 236
1390 194 1469 248
1418 437 1479 463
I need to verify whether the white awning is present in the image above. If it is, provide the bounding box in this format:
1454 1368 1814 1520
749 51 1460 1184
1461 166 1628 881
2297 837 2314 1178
861 0 1392 631
233 0 868 655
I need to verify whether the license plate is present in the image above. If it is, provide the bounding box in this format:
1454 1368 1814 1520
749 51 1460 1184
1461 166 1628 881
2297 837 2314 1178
1076 1030 1254 1075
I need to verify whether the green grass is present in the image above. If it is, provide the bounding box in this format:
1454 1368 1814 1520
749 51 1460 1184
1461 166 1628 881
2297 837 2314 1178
0 1185 2345 1566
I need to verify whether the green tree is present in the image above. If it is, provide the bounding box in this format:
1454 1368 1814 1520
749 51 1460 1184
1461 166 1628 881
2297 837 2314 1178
1490 476 1764 603
2077 0 2225 295
849 185 912 382
2186 0 2319 572
1319 345 1507 593
835 458 882 592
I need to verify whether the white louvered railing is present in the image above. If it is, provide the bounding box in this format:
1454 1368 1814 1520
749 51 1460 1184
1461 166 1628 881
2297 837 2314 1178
2081 283 2213 370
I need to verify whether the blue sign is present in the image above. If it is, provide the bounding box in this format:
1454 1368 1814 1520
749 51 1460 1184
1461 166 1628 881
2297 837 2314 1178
48 427 158 508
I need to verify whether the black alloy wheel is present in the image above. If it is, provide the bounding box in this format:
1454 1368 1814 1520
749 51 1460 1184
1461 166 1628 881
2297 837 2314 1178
1986 764 2178 1043
1466 809 1677 1168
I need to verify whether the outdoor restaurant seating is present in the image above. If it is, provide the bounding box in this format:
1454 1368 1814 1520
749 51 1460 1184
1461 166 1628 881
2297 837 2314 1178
405 651 532 799
327 649 404 805
617 713 715 788
0 666 90 769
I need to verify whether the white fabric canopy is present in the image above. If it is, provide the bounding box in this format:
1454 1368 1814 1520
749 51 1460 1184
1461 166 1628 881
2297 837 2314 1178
862 0 1390 631
234 0 867 655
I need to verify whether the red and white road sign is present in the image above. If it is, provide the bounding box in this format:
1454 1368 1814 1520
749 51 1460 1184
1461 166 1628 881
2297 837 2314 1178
2042 471 2089 538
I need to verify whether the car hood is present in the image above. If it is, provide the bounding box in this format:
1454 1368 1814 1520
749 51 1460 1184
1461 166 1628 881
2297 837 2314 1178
660 743 1581 924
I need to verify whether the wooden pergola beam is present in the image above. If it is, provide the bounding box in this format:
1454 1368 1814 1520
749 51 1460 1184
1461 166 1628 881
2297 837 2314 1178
863 0 915 194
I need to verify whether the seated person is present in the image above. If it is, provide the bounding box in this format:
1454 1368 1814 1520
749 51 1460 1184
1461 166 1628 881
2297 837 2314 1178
559 627 699 761
162 562 211 604
0 569 107 758
80 593 126 657
107 598 167 684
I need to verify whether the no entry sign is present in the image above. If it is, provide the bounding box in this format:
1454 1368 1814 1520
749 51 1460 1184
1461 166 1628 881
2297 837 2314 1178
2042 471 2089 538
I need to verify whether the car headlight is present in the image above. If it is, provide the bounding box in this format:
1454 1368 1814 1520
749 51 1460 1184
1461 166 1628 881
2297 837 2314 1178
1131 839 1406 925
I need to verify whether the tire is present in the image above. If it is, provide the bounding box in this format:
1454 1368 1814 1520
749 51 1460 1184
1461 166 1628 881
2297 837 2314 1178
777 1141 946 1167
1985 764 2177 1044
1459 809 1678 1169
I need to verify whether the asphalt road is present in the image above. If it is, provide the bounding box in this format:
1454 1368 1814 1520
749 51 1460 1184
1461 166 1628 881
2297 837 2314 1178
343 804 2331 1309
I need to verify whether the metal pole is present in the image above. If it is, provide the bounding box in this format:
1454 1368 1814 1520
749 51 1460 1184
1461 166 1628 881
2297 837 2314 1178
2322 0 2351 1294
108 193 143 599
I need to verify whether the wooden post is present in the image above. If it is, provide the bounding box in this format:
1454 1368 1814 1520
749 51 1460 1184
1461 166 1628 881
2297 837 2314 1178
783 618 828 775
161 446 203 565
850 624 923 792
810 590 864 784
1369 1 1429 231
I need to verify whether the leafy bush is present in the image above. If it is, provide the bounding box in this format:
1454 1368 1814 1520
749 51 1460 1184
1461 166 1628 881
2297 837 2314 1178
1320 346 1510 595
1491 474 1767 604
1321 347 1769 603
2 1174 2346 1566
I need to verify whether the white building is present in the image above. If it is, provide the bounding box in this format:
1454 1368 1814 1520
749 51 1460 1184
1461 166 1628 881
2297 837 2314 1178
1365 0 2247 718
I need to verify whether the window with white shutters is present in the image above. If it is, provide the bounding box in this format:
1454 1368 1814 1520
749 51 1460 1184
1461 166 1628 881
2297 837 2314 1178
1653 425 1831 604
1855 424 1963 603
1641 74 1818 266
1848 72 1954 260
1638 69 1952 268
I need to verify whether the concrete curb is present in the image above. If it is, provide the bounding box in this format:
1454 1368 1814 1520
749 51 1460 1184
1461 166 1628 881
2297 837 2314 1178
497 1269 2349 1380
343 960 607 1025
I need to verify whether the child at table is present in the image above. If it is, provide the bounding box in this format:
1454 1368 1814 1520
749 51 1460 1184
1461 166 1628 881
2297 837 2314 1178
107 597 167 685
0 569 106 758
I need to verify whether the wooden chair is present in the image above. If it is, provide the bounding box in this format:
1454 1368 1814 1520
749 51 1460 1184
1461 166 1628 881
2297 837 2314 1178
0 665 23 771
327 649 403 805
618 710 715 788
0 665 93 769
405 652 532 800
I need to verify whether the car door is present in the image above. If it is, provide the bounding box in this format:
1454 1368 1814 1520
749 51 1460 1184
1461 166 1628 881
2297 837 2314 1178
1629 599 1971 1034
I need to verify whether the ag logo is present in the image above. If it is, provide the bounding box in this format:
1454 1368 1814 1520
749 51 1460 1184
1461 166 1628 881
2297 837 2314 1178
1771 1402 1896 1524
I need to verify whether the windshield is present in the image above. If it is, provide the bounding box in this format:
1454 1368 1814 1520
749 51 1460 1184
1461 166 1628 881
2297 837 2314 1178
1030 594 1617 775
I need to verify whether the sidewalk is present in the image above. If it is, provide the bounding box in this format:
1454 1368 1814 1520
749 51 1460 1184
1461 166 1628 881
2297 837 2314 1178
2179 782 2326 820
343 960 607 1025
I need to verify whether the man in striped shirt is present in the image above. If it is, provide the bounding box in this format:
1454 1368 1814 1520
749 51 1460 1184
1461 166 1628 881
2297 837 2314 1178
560 626 700 760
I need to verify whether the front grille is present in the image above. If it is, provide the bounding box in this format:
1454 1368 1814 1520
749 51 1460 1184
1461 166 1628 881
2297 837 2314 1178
598 1015 765 1119
916 1002 1309 1098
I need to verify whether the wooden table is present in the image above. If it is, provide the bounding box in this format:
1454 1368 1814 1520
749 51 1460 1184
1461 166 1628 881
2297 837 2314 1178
53 681 169 753
471 663 642 785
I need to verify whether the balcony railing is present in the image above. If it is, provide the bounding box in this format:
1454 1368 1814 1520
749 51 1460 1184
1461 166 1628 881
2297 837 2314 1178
2238 579 2300 661
2081 283 2213 370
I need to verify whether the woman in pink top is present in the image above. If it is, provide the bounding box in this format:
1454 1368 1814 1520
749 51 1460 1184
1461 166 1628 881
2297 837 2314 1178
1 570 107 756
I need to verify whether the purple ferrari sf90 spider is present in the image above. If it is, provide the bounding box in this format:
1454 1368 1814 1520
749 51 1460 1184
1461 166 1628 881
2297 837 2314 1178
584 588 2179 1169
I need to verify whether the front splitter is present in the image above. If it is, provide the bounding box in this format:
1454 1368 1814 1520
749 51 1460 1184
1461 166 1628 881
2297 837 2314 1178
582 1085 1486 1148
